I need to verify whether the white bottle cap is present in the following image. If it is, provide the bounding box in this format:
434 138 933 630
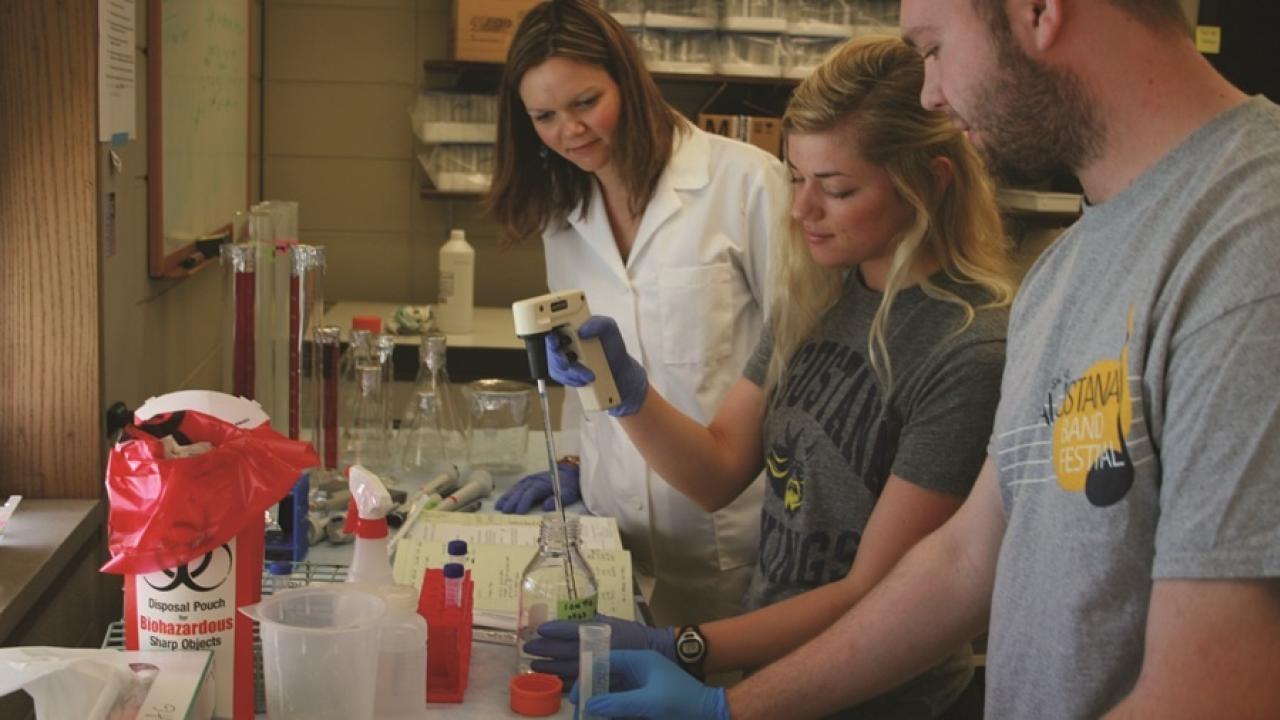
449 229 465 241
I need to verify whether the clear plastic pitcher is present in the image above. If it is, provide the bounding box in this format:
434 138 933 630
240 586 387 720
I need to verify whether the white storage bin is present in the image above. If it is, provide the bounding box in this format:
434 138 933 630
411 92 498 144
723 0 789 33
419 145 494 192
717 33 784 78
645 0 718 30
789 0 857 37
783 35 845 79
641 28 717 75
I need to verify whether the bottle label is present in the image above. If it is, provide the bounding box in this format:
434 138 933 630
439 271 455 301
556 593 598 621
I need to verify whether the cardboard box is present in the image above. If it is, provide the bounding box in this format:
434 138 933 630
452 0 542 63
697 113 783 158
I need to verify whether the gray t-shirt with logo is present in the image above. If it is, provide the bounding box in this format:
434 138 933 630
988 97 1280 719
744 271 1007 718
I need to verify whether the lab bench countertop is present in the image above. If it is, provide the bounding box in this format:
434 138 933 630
325 302 523 350
0 499 104 642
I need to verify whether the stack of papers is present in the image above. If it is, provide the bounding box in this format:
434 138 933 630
392 512 634 630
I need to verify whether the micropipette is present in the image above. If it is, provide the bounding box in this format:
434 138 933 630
512 290 621 599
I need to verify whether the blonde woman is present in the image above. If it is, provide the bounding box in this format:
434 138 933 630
530 36 1016 718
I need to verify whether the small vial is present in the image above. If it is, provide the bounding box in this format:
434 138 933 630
578 623 611 720
443 562 465 607
447 539 468 566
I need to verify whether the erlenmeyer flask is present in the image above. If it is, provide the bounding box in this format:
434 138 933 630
345 363 393 475
400 333 469 479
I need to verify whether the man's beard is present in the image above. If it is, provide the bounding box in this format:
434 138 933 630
972 27 1105 187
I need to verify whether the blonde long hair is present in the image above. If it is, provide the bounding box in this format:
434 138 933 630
766 36 1015 393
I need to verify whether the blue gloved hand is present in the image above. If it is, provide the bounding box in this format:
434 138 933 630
493 461 580 514
545 315 649 418
570 650 728 720
525 614 675 683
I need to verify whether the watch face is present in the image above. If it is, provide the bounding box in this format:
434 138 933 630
677 629 706 662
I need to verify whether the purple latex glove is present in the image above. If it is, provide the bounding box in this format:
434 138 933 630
570 650 729 720
525 614 675 682
545 315 649 417
493 461 580 514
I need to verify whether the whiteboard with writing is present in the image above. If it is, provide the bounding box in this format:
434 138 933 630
150 0 248 276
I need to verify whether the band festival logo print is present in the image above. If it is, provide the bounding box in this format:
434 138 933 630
1048 308 1137 506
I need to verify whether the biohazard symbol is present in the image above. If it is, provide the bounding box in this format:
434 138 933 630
144 544 234 593
1051 308 1137 507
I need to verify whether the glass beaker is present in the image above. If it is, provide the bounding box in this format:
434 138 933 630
465 379 532 475
240 585 387 720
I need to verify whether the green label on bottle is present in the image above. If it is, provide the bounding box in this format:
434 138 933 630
556 594 598 621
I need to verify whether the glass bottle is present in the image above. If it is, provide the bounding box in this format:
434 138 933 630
516 516 599 674
400 332 469 479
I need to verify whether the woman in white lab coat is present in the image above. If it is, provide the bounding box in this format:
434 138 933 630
489 0 791 628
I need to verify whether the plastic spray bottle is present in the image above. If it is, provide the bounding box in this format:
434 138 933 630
345 464 396 586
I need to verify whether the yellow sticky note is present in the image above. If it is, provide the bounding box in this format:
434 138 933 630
1196 26 1221 55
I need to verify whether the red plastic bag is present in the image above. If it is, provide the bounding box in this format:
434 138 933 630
101 409 318 575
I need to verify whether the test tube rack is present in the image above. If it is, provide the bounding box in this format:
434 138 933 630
418 567 475 703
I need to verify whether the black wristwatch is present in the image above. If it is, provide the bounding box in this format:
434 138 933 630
675 625 709 680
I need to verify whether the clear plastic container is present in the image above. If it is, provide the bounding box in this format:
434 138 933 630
783 35 845 78
722 0 788 33
789 0 857 37
645 0 718 29
411 92 498 144
854 0 899 34
640 29 717 75
516 516 600 674
418 145 494 192
578 623 612 720
716 33 784 77
602 0 644 27
240 585 387 720
371 585 428 720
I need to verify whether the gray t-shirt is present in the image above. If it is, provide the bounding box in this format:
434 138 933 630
744 271 1007 718
988 96 1280 719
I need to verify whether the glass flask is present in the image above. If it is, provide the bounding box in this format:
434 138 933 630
516 516 599 674
400 332 469 479
345 363 393 474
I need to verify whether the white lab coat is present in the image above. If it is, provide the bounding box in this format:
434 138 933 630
544 125 791 626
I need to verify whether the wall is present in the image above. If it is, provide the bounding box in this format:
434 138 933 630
263 0 548 309
101 1 266 415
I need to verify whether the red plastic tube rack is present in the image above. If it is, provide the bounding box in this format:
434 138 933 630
418 567 475 703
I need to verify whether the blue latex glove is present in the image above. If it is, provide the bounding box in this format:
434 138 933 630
546 315 649 418
525 614 675 682
570 650 729 720
494 461 580 514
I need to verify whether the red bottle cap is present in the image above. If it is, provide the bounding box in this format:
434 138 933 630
509 673 562 716
352 315 382 333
